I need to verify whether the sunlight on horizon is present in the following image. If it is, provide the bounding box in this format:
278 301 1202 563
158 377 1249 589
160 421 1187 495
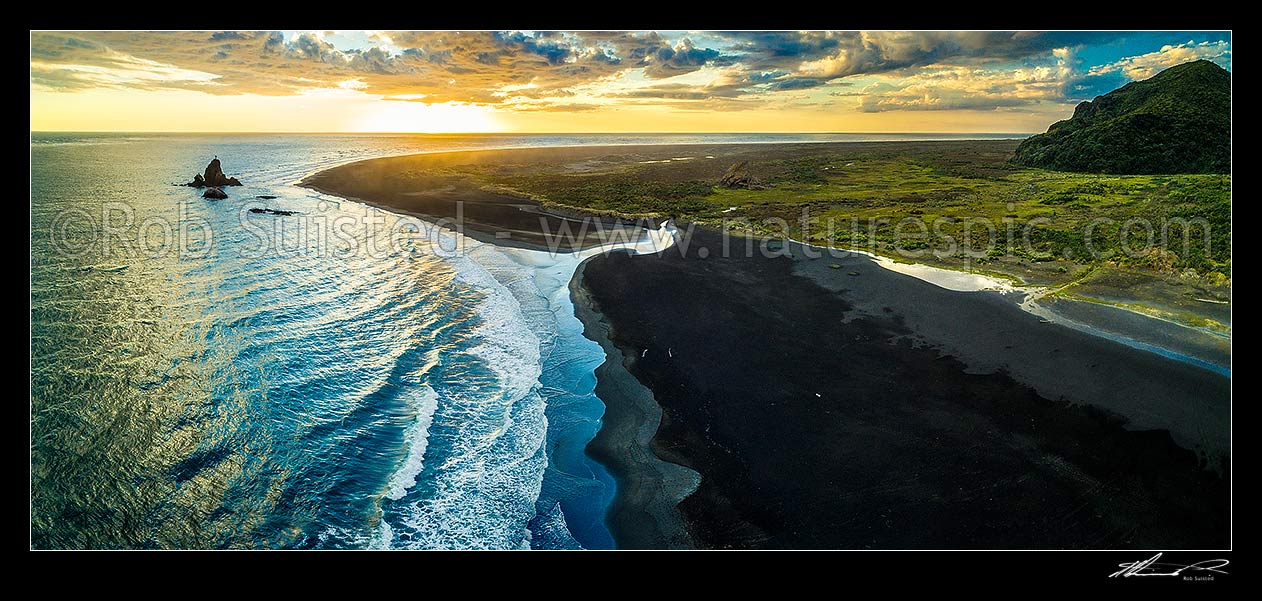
352 101 500 133
29 31 1231 134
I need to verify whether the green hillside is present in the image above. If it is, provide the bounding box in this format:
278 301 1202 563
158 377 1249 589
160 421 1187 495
1013 60 1230 174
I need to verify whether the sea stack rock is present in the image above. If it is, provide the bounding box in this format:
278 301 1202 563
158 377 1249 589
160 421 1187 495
186 158 243 187
203 186 228 199
719 161 756 188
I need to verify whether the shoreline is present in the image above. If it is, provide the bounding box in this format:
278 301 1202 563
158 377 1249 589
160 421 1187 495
307 149 1230 377
297 142 1229 368
297 143 1230 549
299 178 648 254
570 265 700 549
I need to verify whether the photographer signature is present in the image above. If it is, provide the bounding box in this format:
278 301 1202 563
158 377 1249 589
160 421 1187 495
1110 553 1229 578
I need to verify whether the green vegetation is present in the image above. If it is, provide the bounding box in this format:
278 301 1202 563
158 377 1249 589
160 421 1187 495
511 172 716 216
1013 60 1230 174
484 151 1231 280
453 139 1229 331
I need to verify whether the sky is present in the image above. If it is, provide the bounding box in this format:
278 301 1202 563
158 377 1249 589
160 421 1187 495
30 30 1231 133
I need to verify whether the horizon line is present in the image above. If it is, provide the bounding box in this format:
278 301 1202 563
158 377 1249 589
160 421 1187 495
31 130 1038 136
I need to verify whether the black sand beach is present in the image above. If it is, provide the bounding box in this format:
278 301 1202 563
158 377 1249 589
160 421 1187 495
303 144 1230 549
575 227 1228 549
571 276 700 550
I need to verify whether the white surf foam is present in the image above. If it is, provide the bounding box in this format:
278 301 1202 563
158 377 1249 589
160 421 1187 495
385 384 441 501
371 220 677 549
373 235 550 549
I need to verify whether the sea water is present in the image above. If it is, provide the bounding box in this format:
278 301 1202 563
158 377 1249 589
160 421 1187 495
29 132 1020 549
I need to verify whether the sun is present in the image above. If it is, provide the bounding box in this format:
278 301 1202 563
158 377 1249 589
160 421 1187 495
354 101 501 133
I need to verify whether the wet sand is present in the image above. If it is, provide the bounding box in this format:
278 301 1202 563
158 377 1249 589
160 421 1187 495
571 274 700 549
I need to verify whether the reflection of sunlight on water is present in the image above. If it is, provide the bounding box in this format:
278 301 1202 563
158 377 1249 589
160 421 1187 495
795 239 1016 293
873 258 1015 292
31 136 495 548
33 133 808 549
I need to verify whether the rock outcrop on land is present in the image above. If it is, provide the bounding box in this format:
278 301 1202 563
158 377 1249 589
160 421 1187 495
719 161 758 188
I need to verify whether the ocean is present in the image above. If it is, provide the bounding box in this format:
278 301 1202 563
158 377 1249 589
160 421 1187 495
29 132 1023 549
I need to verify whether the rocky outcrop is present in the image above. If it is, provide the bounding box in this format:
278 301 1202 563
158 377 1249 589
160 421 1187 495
248 207 297 215
203 186 228 199
719 161 760 189
186 158 242 187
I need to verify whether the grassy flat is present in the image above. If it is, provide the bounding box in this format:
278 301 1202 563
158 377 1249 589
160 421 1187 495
455 140 1230 332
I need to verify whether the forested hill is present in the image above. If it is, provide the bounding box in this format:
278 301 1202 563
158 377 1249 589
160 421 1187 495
1013 60 1230 174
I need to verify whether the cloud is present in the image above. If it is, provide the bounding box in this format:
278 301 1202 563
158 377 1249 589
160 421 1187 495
30 30 626 102
30 42 222 93
721 31 1118 78
719 31 844 62
766 77 826 91
615 83 713 100
1062 40 1231 100
209 31 249 41
504 101 604 112
1087 40 1231 80
31 31 346 95
854 64 1076 113
676 31 1129 101
640 37 728 78
29 30 1229 117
